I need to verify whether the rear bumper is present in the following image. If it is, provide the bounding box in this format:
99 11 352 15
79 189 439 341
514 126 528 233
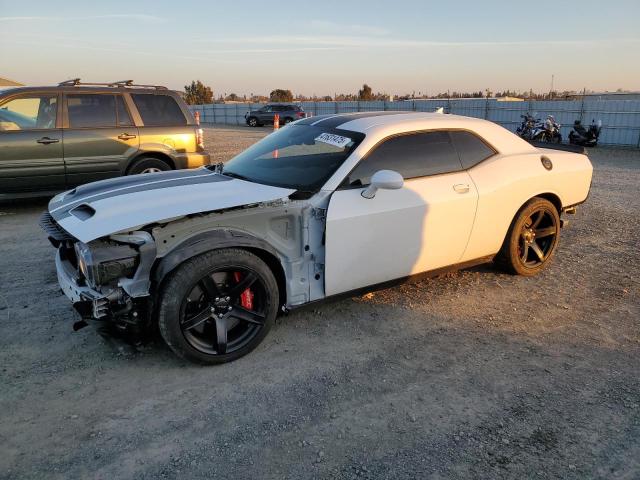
176 151 211 169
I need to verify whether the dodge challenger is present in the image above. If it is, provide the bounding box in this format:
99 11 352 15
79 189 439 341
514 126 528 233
41 112 593 364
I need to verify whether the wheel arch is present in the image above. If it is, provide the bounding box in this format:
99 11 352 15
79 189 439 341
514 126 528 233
126 151 176 173
152 230 287 307
499 192 563 250
534 192 562 214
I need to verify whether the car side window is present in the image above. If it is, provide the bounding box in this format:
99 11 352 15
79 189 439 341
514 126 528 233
67 94 117 128
0 95 58 131
345 131 463 186
116 95 133 126
450 131 496 169
131 94 187 126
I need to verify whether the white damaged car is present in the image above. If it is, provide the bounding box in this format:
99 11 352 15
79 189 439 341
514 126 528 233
41 112 593 364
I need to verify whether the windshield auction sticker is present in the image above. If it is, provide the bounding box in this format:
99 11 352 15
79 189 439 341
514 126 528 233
315 133 352 148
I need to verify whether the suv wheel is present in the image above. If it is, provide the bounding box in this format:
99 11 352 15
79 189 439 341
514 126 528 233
158 248 279 364
283 117 294 124
247 117 259 127
128 157 171 175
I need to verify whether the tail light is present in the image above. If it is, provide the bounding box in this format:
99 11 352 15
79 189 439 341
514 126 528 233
196 128 204 151
296 111 305 118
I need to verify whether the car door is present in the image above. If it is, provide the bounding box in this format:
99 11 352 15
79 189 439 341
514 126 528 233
324 131 478 296
62 93 139 187
0 92 65 194
259 105 273 124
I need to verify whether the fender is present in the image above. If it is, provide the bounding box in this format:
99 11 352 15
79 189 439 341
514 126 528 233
152 228 284 286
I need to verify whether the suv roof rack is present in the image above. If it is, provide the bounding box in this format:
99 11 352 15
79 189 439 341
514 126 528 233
57 78 168 90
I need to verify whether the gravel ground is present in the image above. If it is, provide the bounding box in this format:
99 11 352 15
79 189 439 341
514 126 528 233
0 126 638 480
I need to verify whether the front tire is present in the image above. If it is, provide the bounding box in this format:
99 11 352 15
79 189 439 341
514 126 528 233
247 116 259 127
495 197 561 276
158 248 279 364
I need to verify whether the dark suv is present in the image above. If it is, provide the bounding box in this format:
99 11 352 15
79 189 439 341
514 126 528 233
0 79 210 198
244 104 305 127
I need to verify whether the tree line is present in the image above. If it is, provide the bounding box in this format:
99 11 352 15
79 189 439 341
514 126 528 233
183 80 605 105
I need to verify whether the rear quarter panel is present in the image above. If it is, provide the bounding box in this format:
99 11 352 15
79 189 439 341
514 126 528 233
461 149 593 261
137 126 198 165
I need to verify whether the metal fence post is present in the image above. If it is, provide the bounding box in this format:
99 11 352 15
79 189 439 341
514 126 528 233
579 89 586 123
212 104 216 124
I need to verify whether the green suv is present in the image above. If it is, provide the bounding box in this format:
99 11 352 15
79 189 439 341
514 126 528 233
0 79 210 198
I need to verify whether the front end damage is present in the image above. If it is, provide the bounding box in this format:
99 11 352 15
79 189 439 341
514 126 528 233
40 189 330 339
42 212 156 336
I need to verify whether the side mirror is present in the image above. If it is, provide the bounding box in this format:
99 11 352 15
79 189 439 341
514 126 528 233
361 170 404 199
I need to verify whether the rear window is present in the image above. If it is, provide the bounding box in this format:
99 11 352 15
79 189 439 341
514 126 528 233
450 131 496 169
131 94 186 126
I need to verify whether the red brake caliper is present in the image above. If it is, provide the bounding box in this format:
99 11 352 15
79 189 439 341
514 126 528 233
233 272 254 310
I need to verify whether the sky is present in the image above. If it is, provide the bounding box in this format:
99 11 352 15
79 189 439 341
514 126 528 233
1 0 639 97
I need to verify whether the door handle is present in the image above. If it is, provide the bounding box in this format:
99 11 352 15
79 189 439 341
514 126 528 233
117 133 137 140
453 183 470 193
36 137 59 145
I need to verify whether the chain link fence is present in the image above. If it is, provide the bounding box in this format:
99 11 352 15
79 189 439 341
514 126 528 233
189 98 640 147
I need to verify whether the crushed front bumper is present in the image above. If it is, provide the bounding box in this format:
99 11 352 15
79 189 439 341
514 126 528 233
55 249 111 319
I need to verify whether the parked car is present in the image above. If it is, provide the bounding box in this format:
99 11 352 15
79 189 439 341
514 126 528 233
42 111 592 365
245 104 305 127
0 79 210 199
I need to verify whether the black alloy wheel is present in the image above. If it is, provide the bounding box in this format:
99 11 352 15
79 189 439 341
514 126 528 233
517 208 558 268
180 267 266 355
496 197 561 276
158 249 278 364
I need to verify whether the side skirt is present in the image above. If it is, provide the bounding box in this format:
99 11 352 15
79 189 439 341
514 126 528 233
287 255 495 312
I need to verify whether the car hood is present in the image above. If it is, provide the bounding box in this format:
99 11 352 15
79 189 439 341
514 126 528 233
48 167 295 243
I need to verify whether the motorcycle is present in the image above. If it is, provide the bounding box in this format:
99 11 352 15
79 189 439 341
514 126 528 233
569 119 602 147
516 113 538 140
531 115 562 143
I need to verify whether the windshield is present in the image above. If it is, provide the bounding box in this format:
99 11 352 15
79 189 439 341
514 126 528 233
221 124 365 191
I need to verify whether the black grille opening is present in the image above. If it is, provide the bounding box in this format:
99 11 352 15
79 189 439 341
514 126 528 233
39 211 74 243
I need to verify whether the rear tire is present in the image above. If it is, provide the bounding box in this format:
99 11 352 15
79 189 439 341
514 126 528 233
128 157 171 175
495 197 561 276
158 248 279 365
247 117 259 127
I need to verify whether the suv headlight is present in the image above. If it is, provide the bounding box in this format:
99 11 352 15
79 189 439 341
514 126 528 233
74 241 138 287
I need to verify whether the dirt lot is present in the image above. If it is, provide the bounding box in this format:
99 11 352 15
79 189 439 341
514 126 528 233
1 126 638 480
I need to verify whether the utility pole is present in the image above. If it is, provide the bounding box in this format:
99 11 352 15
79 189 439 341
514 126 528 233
550 74 555 98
